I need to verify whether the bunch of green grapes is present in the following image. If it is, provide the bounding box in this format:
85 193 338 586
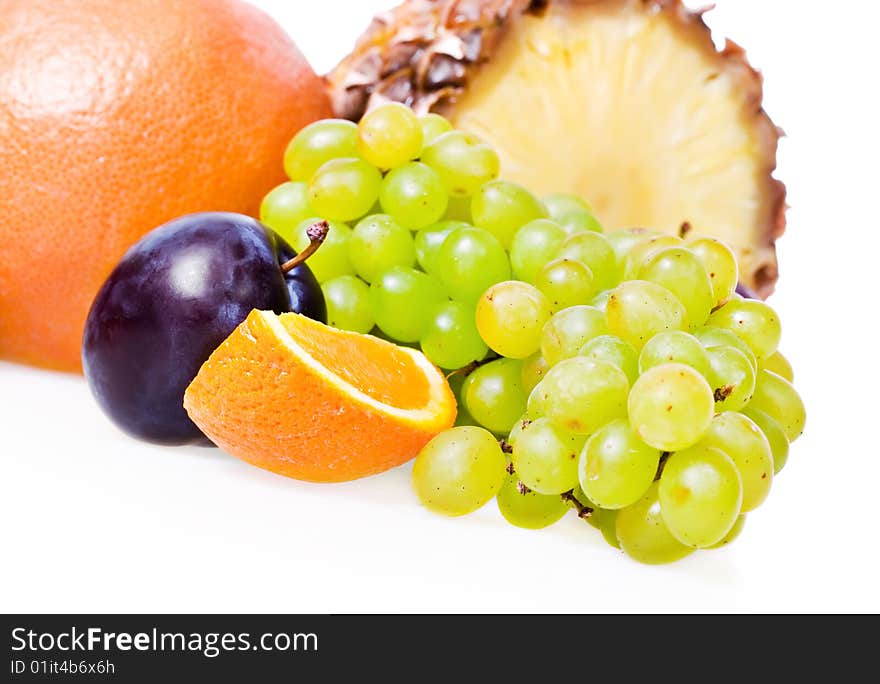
261 103 554 371
414 224 803 563
264 104 805 565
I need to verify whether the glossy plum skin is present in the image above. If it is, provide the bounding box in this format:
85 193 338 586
82 213 325 445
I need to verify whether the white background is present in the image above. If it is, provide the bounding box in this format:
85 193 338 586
2 0 878 613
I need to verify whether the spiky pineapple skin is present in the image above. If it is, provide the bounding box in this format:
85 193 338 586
328 0 536 120
327 0 786 296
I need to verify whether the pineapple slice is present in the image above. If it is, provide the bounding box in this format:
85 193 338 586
328 0 786 296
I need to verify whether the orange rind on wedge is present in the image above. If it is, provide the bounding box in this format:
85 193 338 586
184 310 457 482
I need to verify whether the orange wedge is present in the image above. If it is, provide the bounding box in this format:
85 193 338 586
184 310 457 483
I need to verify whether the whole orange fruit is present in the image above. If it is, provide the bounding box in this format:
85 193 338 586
0 0 331 371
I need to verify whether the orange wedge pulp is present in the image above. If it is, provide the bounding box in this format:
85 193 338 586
184 310 457 482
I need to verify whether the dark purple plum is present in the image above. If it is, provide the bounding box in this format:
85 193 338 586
82 212 325 445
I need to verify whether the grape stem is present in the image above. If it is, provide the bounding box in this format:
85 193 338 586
679 221 693 239
499 439 514 455
280 220 329 274
561 490 593 520
655 452 671 481
445 355 498 380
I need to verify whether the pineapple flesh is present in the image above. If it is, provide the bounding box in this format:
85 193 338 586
328 0 786 296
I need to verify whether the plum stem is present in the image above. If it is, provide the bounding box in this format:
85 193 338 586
280 220 329 274
561 490 594 520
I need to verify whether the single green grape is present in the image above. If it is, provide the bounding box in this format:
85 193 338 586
462 358 527 435
697 411 773 512
471 180 548 248
414 221 467 275
606 280 688 350
540 305 609 366
421 131 500 196
379 161 448 230
322 275 374 334
628 363 714 451
615 482 694 565
357 102 423 169
707 299 781 360
435 226 511 304
557 231 618 290
349 214 416 283
535 258 596 313
543 193 592 220
748 369 806 442
707 515 746 549
418 113 453 147
531 357 629 435
475 281 552 359
283 119 359 182
687 237 739 307
370 266 446 342
496 472 569 530
557 211 603 235
579 419 661 510
706 345 756 412
509 417 584 495
743 407 790 474
288 217 353 283
761 350 794 383
693 326 758 371
659 445 743 548
509 219 566 283
637 247 714 328
623 235 683 280
412 426 507 516
420 301 487 370
308 158 382 222
260 182 313 237
521 353 550 393
579 335 639 385
638 331 712 379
